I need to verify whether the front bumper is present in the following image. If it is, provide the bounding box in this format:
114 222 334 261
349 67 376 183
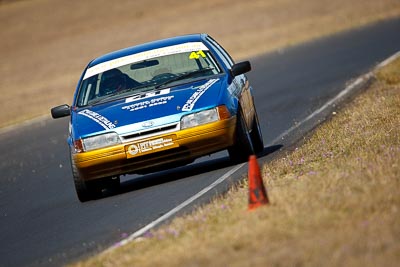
73 116 236 181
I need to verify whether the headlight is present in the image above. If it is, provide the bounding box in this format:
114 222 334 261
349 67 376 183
81 132 121 151
180 108 219 129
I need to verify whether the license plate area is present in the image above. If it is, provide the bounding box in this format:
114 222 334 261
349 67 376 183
125 135 178 158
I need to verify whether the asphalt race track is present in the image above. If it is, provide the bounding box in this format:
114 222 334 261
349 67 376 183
1 18 400 267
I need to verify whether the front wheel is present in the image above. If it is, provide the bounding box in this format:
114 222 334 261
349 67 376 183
228 110 255 163
70 152 93 202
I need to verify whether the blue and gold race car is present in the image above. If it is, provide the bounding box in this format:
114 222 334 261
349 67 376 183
51 34 263 201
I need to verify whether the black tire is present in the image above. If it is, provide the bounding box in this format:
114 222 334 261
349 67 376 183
228 110 255 163
70 152 93 202
250 112 264 154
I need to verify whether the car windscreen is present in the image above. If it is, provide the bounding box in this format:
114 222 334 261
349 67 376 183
76 43 222 107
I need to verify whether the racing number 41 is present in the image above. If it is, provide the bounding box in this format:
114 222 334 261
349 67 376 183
189 50 206 59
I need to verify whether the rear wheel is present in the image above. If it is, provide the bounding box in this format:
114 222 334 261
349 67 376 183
250 112 264 154
228 110 255 163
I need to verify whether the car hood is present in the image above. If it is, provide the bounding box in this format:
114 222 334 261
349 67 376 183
72 78 224 138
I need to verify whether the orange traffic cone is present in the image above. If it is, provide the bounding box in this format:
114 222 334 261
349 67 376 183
248 155 269 210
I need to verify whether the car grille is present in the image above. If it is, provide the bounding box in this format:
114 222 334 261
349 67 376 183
121 123 179 141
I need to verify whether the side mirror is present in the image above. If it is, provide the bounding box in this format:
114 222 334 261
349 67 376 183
51 104 71 119
231 61 251 76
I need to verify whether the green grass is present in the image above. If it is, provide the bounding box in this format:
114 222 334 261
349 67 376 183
72 58 400 267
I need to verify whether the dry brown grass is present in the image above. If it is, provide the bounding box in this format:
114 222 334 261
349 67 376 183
71 57 400 267
1 0 400 128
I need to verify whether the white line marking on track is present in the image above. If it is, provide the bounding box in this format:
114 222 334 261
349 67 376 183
377 51 400 68
105 50 400 252
271 50 400 145
270 73 372 145
106 162 245 252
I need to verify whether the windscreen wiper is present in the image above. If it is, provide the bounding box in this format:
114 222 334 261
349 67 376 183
155 68 214 89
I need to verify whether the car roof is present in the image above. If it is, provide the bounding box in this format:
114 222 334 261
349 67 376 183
88 33 209 68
